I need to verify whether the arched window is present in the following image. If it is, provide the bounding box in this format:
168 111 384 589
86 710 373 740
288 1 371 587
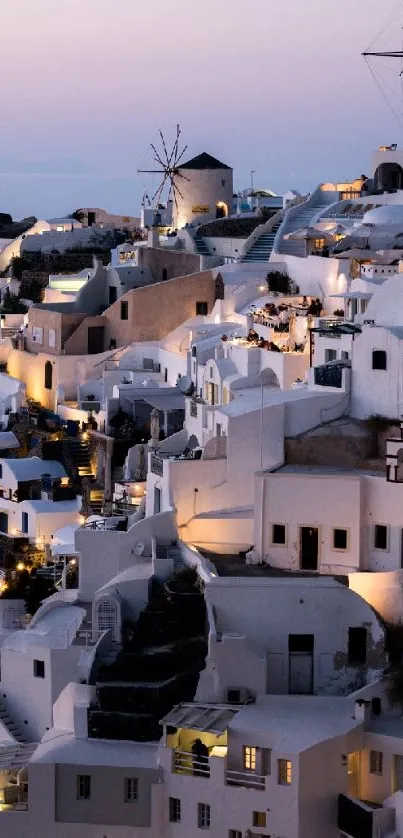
44 361 53 390
97 598 118 641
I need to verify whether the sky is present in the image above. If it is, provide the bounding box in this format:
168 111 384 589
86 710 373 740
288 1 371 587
0 0 402 218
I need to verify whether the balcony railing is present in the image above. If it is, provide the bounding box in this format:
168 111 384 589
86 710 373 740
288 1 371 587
173 750 210 777
226 769 266 790
314 364 343 389
338 794 374 838
151 455 164 477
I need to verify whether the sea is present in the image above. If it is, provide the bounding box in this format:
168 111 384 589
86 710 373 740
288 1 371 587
0 173 144 221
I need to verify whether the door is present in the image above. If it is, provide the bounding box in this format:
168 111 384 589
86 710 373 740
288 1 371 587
109 286 117 305
154 487 161 515
394 756 403 792
87 326 104 354
300 526 319 570
0 513 8 534
288 634 314 694
348 752 361 798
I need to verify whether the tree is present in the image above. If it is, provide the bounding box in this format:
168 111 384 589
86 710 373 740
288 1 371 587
266 271 292 295
0 290 27 314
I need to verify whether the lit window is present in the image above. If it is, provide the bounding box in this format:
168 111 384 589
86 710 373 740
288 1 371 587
272 524 286 545
369 750 383 775
252 812 266 828
243 746 257 771
77 774 91 800
198 802 211 830
313 238 325 250
374 524 388 551
278 759 292 785
333 528 348 550
124 777 138 801
169 797 181 823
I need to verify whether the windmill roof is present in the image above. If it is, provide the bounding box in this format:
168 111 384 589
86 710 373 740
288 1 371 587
179 152 231 171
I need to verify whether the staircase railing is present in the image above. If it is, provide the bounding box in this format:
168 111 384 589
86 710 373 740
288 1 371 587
272 184 339 255
239 209 284 261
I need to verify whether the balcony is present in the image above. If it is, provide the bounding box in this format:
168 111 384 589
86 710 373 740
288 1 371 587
172 750 266 790
338 794 376 838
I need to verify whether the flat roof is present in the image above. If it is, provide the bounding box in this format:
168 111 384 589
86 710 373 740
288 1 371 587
229 695 361 752
2 457 67 482
32 733 159 768
273 464 380 478
3 605 86 651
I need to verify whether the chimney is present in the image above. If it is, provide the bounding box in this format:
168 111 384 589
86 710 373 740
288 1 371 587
148 227 159 248
354 699 371 725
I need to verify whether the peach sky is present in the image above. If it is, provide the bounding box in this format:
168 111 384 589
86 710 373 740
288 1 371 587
0 0 400 216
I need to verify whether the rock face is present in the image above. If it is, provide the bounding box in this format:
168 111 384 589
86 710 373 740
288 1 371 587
285 418 379 469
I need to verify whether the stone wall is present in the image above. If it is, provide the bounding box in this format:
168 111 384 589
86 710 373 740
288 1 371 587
137 246 201 282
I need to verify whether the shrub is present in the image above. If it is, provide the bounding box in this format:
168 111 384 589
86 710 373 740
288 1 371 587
266 271 291 295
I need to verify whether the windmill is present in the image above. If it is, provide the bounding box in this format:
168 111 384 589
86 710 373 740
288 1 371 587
362 2 403 124
138 125 190 219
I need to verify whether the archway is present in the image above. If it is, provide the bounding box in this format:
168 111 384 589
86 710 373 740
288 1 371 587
374 162 403 192
216 202 228 219
44 361 53 391
187 434 200 450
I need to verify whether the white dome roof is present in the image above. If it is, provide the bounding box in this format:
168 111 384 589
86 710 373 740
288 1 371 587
363 204 403 226
364 273 403 326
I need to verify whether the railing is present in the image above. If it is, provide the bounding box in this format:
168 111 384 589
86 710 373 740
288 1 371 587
151 454 164 476
173 750 210 777
0 743 37 770
314 364 343 389
226 769 266 791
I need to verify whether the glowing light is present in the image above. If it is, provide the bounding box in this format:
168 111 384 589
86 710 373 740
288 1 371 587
11 529 17 536
16 562 25 572
82 432 89 441
258 285 266 292
214 314 221 325
69 558 77 566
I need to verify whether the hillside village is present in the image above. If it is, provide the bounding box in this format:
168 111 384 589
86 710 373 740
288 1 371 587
1 145 403 837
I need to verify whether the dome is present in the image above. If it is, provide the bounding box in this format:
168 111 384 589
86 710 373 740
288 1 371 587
364 273 403 327
363 204 403 227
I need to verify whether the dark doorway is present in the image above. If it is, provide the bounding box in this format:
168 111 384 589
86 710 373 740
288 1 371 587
374 162 403 192
44 361 53 390
109 287 117 305
288 634 314 694
87 326 104 354
0 512 8 534
87 211 96 227
154 487 161 515
300 526 319 570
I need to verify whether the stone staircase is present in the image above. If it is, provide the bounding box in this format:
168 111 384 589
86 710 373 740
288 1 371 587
64 438 104 514
275 192 338 257
0 698 29 744
194 232 210 256
241 222 282 262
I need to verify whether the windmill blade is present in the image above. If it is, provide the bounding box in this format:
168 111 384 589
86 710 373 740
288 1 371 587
172 183 180 214
175 171 191 183
150 143 166 170
152 172 170 203
138 169 165 174
174 144 188 167
159 130 170 166
171 177 184 201
171 124 181 167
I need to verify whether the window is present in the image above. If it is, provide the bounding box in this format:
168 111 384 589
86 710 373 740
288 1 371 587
313 238 325 250
33 659 45 678
44 360 53 390
21 512 28 534
272 524 286 545
109 339 117 350
162 268 168 281
77 774 91 800
278 759 292 785
196 301 208 316
124 777 138 801
333 528 348 550
0 464 2 479
198 803 211 830
374 524 388 551
32 326 43 344
252 812 266 828
120 300 129 320
341 350 349 360
348 627 367 665
229 832 242 838
243 746 257 771
325 348 337 363
48 328 56 349
369 750 383 775
97 598 118 642
169 797 181 823
372 350 387 370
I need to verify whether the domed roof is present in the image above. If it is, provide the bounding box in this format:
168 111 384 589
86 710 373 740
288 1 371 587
363 204 403 226
364 273 403 326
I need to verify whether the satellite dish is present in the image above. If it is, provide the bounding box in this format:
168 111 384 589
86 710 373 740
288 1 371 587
177 376 194 396
134 542 145 556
